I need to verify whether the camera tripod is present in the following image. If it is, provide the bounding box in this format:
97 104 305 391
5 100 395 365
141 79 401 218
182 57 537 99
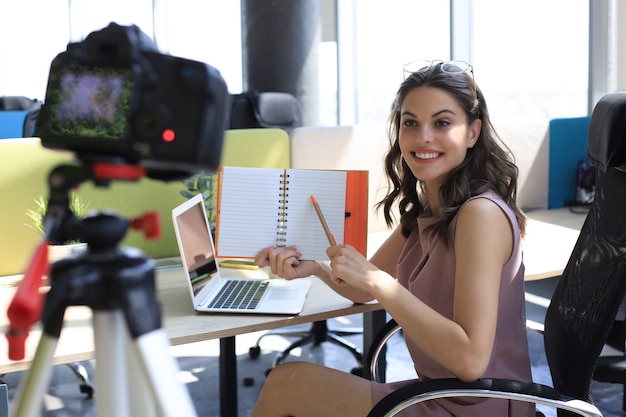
6 162 198 417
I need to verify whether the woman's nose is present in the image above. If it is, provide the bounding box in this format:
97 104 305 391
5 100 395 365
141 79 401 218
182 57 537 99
416 126 434 143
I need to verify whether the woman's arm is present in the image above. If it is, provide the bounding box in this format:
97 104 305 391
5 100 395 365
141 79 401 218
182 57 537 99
254 226 407 304
330 198 513 381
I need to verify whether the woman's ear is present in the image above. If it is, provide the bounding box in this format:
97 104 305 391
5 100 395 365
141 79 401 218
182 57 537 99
467 119 482 148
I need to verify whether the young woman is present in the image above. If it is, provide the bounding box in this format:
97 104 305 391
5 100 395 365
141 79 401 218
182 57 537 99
251 60 533 417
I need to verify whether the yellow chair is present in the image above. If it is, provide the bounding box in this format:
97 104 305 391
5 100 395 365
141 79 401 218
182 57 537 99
220 128 290 169
0 129 290 277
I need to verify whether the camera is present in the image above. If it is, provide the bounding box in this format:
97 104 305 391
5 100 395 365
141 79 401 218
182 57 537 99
36 22 230 180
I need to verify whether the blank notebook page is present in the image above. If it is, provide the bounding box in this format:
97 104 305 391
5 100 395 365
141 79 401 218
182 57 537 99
215 167 347 260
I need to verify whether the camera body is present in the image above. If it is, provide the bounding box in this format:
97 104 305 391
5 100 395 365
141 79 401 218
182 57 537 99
36 23 230 180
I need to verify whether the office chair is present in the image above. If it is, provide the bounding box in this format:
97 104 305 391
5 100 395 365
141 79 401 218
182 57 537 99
229 91 302 134
593 317 626 411
21 99 41 137
587 93 626 412
364 92 626 417
249 320 364 375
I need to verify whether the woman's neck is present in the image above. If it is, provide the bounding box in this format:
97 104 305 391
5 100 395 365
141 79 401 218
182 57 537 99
424 187 441 218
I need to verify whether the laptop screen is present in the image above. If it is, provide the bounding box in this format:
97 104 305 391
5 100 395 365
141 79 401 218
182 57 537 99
173 195 218 297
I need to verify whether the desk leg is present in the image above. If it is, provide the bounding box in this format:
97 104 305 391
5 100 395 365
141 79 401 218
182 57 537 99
0 380 7 417
362 310 387 380
219 337 237 417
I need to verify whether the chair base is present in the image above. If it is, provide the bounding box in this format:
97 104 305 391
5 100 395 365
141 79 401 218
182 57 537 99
249 320 363 375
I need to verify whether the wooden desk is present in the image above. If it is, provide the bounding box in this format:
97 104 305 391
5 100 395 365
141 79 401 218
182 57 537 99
0 267 381 417
0 203 583 371
0 207 585 415
0 269 380 374
523 207 587 280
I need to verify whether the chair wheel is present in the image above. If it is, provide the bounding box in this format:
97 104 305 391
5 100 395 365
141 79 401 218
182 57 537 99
79 384 94 399
249 346 261 359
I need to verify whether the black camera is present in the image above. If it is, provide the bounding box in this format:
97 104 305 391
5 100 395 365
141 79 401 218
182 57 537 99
36 22 230 180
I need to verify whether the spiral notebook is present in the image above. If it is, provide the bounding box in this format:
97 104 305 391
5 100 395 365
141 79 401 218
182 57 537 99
214 166 369 260
172 193 311 314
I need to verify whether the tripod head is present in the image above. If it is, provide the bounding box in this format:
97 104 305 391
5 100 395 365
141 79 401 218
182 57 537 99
6 160 160 360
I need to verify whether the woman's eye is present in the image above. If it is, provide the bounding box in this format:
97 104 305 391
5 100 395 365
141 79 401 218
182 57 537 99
403 119 417 127
435 120 450 127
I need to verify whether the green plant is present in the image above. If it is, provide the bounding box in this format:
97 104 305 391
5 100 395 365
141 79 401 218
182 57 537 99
180 172 218 233
25 192 91 244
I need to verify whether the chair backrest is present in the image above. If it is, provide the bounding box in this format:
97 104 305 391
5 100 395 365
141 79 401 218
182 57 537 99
221 128 291 169
0 95 38 111
0 129 291 276
0 95 41 139
22 100 41 137
544 93 626 411
229 92 302 134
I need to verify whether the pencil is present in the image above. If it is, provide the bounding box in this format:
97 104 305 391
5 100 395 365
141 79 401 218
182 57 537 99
310 194 337 246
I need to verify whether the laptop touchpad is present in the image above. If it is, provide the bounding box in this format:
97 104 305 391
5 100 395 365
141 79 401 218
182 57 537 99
267 289 298 301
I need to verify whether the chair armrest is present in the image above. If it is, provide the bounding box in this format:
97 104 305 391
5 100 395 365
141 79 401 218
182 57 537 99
367 378 602 417
526 319 545 335
366 318 402 382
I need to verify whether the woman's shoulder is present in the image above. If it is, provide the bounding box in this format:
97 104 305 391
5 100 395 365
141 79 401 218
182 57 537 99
459 191 518 233
464 190 511 213
458 196 507 223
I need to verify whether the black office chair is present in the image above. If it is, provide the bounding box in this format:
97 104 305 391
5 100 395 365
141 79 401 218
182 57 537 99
249 320 364 375
22 99 41 137
229 91 302 134
587 93 626 412
593 316 626 411
364 92 626 417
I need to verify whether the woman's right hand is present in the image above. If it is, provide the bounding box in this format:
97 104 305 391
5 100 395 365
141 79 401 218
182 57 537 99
254 246 321 280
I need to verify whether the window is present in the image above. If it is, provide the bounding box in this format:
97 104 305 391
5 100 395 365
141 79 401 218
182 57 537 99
472 0 589 119
67 0 153 42
331 0 589 125
0 0 70 100
351 1 450 125
165 1 242 93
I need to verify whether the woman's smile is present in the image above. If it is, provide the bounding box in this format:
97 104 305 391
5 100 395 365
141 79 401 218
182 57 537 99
412 150 443 161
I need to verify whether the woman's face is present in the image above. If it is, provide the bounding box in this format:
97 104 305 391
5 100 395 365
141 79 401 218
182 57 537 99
398 86 481 191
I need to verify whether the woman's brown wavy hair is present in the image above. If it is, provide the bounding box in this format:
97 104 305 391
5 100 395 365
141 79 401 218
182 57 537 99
377 63 526 246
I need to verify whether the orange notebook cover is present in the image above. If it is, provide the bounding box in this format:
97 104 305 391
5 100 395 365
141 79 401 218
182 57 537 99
214 166 368 260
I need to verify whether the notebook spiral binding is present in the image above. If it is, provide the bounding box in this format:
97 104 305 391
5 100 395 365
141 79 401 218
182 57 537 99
276 173 289 247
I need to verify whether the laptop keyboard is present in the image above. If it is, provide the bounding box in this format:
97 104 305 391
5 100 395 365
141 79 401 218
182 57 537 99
208 280 269 310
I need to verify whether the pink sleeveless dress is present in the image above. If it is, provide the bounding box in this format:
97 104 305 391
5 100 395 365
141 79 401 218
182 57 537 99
370 192 534 417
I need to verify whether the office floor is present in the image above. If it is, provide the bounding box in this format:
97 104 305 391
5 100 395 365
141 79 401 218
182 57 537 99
2 277 624 417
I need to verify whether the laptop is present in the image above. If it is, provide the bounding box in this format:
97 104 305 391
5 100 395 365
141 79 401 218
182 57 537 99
172 193 311 314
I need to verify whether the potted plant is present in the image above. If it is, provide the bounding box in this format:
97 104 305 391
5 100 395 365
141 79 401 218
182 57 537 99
180 172 218 235
26 192 91 263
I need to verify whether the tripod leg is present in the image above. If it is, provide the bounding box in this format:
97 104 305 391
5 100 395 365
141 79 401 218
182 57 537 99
133 328 198 417
93 311 132 417
127 335 157 417
10 334 58 417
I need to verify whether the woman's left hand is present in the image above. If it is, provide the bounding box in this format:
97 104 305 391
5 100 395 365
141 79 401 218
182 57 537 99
326 245 389 291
